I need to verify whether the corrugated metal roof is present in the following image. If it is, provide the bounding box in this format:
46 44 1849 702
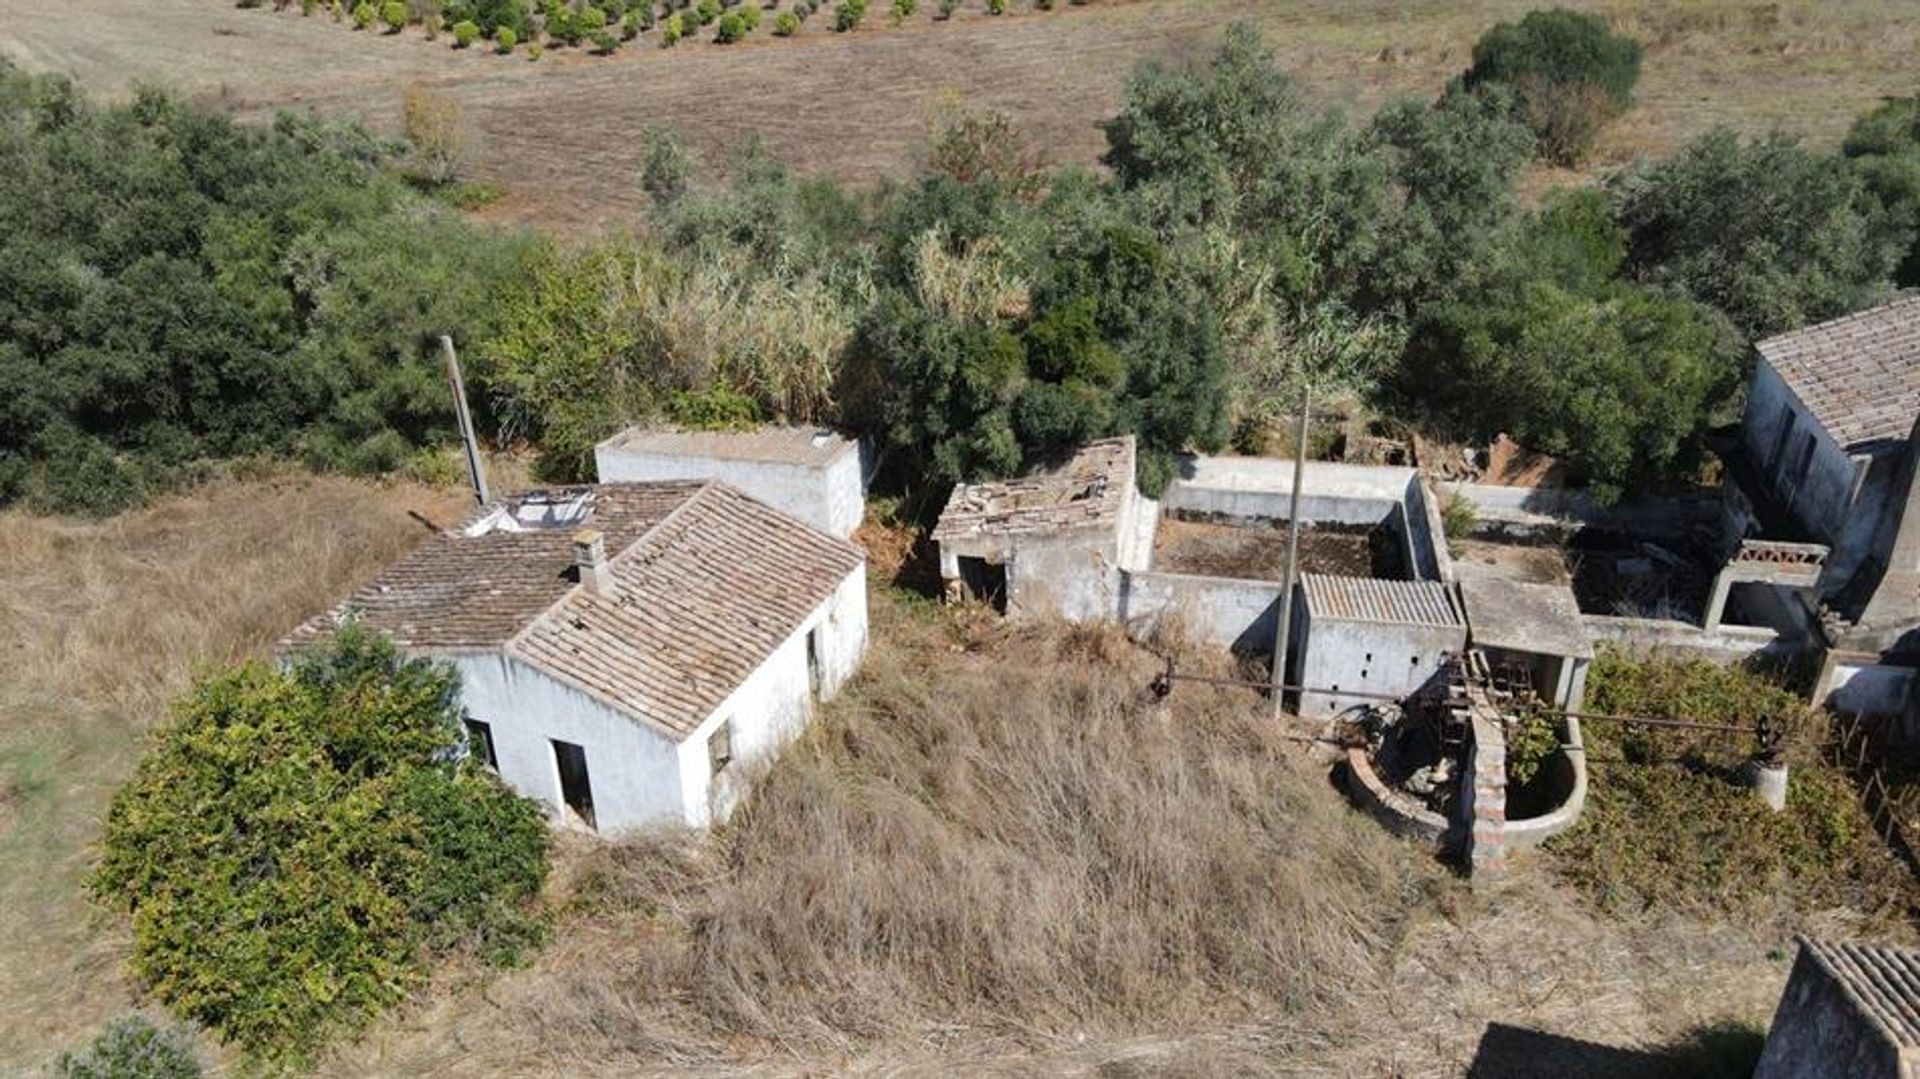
1758 296 1920 449
1301 574 1463 628
1801 938 1920 1048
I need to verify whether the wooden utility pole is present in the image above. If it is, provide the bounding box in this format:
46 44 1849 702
1272 381 1310 719
441 335 490 506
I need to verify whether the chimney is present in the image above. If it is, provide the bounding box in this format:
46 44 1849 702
573 529 617 599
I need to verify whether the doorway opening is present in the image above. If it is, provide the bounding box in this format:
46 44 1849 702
551 739 596 830
957 556 1008 613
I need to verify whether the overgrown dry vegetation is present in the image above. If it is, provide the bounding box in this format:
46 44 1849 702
1548 650 1920 932
339 597 1435 1072
0 473 470 1070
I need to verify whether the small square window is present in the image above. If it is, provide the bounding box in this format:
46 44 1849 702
709 720 734 777
464 719 497 771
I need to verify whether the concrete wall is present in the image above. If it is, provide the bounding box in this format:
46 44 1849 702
1164 457 1416 528
1119 570 1285 654
1825 661 1918 719
1581 615 1793 665
1742 359 1869 556
443 565 867 835
1446 481 1720 542
678 566 868 827
595 445 866 539
1296 608 1467 718
448 651 689 833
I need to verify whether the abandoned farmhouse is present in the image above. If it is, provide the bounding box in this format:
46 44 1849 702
286 475 867 834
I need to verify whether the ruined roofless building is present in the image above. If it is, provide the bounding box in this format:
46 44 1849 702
283 482 868 834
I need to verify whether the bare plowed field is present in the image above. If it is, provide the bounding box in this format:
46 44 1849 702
5 0 1918 232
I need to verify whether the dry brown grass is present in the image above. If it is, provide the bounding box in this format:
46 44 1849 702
4 0 1915 232
337 598 1436 1074
0 473 471 1071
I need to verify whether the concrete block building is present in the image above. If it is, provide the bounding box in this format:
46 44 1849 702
930 437 1157 620
595 426 867 539
284 482 867 834
1293 575 1467 718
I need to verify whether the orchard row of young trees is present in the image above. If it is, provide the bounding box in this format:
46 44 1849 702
249 0 1078 55
3 13 1918 518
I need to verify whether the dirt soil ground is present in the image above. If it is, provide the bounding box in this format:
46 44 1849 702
4 0 1917 232
1154 517 1394 581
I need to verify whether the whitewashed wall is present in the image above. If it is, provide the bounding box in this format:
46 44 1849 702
677 566 869 827
445 651 688 833
436 565 868 835
594 447 866 539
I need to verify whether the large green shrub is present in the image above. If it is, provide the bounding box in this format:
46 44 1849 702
1614 127 1902 338
715 11 746 42
91 625 549 1066
381 0 409 30
773 9 798 35
352 0 378 28
1844 97 1920 287
1463 8 1642 165
55 1017 202 1079
451 18 481 45
0 62 530 515
835 0 866 31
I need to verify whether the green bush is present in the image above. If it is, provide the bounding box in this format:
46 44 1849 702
739 3 760 30
1844 97 1920 287
352 0 378 28
450 18 479 44
588 27 618 51
834 0 865 30
1440 490 1475 542
695 0 721 23
715 11 746 41
91 625 550 1066
891 0 914 21
661 10 683 44
495 24 517 50
55 1017 202 1079
1463 8 1642 165
773 9 798 34
527 38 544 58
986 0 1004 12
381 0 408 30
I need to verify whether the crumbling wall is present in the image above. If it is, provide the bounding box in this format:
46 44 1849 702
1462 707 1509 877
1118 570 1284 655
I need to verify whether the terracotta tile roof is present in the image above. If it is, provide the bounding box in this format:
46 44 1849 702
931 437 1135 541
1798 938 1920 1049
1301 574 1464 628
285 483 863 741
1758 296 1920 449
597 425 859 468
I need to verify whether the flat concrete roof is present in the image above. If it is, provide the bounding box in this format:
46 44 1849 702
597 425 858 469
1459 576 1592 660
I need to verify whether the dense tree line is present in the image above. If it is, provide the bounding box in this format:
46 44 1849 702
0 60 531 514
4 13 1916 517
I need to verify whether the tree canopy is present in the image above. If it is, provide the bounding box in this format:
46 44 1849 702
92 626 548 1066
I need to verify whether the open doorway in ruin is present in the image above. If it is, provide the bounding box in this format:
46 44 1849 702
551 738 596 830
957 556 1008 613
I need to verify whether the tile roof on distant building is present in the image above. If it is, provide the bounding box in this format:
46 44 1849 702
1301 574 1464 628
1758 296 1920 449
596 425 859 469
931 437 1135 542
284 482 864 741
1799 938 1920 1050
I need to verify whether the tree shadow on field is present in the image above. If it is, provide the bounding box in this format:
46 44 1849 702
1467 1020 1764 1079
